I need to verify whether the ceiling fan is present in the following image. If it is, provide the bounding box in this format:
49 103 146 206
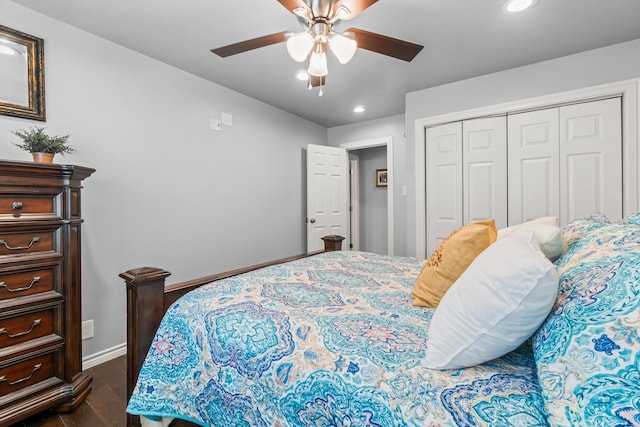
211 0 423 90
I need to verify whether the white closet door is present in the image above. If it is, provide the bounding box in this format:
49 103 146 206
559 98 622 224
463 116 508 228
507 108 560 225
426 122 462 255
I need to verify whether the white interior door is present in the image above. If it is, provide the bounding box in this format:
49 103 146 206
559 98 622 224
462 116 508 228
307 144 349 252
508 108 560 225
426 122 463 255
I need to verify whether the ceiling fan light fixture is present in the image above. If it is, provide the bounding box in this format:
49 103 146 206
308 45 328 77
333 5 351 21
293 6 309 19
329 32 357 64
286 32 314 62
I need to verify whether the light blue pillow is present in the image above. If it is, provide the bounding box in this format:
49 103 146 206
532 219 640 426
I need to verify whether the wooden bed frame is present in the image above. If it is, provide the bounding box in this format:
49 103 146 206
120 235 344 427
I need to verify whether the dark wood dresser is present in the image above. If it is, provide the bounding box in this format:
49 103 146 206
0 160 94 426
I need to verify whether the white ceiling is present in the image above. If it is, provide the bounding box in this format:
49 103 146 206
12 0 640 127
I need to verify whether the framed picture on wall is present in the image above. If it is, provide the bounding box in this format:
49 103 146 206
375 169 388 187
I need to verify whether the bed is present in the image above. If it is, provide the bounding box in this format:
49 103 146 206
122 216 640 427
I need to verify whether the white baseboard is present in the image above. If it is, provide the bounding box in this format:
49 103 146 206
82 342 127 370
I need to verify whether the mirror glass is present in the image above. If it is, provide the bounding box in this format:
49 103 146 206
0 36 29 106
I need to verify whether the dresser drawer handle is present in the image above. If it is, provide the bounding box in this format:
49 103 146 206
0 319 42 338
11 202 23 210
0 364 41 386
0 276 41 293
0 237 40 251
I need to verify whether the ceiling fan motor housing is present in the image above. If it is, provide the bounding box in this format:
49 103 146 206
311 21 331 41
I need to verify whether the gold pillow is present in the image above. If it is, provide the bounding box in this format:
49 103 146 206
412 218 497 308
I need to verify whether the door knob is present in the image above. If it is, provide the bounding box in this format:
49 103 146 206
307 218 316 223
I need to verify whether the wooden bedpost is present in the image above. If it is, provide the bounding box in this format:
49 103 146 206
120 267 171 427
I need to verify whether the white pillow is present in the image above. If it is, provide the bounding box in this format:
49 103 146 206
424 233 559 370
498 217 566 262
498 216 559 232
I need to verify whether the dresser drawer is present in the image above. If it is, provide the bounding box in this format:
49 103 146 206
0 193 61 220
0 229 59 258
0 309 55 348
0 267 57 301
0 353 56 396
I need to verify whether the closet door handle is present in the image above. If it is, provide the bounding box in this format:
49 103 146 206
0 237 40 251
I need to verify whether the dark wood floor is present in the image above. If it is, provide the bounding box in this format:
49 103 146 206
10 355 128 427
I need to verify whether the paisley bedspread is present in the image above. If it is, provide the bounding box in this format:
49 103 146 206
127 251 547 426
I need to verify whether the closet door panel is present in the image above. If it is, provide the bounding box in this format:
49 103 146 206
426 122 462 255
560 98 622 224
463 116 507 228
467 163 493 221
508 108 560 225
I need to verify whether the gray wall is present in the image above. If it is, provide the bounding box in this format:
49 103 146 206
327 114 407 255
351 146 387 254
0 1 327 359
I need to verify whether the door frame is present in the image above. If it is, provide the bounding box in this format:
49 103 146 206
341 137 394 255
349 154 360 251
414 78 639 259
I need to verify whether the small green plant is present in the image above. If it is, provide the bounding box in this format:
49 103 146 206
12 126 75 155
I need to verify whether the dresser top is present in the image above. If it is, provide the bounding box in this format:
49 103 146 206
0 159 95 181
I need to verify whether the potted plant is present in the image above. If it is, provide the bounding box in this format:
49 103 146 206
12 126 75 163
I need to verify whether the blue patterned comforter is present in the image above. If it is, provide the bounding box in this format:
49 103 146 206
127 251 547 426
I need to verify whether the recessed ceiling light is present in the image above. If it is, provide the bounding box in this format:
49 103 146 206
353 105 365 113
296 70 309 81
505 0 537 13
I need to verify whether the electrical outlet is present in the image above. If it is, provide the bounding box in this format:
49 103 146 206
81 319 94 340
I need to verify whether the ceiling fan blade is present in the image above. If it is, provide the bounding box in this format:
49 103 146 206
309 75 326 87
211 32 288 57
346 28 423 62
334 0 378 20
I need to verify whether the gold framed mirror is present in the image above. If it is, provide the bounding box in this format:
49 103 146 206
0 25 45 121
